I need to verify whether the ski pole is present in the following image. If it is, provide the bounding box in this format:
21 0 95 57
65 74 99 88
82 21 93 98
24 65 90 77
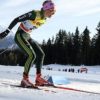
0 48 9 55
0 44 16 55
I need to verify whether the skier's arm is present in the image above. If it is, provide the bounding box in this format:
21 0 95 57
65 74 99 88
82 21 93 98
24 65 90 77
8 11 36 30
0 11 36 39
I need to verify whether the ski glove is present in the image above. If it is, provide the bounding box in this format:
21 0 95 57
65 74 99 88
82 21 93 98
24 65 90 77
0 29 10 39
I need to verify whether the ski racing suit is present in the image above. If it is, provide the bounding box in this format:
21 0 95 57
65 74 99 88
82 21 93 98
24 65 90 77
8 9 46 75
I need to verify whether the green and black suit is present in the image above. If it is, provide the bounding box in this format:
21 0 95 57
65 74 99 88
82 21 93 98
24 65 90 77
8 9 46 75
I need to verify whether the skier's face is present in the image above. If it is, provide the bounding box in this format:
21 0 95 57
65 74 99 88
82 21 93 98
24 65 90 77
44 8 56 18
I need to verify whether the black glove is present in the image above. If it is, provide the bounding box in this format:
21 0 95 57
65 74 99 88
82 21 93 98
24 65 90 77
0 29 10 39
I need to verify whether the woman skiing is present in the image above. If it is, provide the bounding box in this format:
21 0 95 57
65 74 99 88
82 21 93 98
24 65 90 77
0 0 55 88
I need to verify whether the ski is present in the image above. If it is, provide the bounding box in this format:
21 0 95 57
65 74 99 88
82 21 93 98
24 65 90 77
2 82 57 93
54 85 100 95
38 84 100 95
12 84 57 93
2 82 100 94
22 84 100 94
10 84 40 90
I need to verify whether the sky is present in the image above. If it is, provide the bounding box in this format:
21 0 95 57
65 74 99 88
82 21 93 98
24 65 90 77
0 0 100 43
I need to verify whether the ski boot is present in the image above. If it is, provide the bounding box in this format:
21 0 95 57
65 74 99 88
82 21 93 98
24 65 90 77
21 72 38 88
35 73 53 86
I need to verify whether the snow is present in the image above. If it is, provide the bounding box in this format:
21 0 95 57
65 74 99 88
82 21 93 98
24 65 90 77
0 64 100 100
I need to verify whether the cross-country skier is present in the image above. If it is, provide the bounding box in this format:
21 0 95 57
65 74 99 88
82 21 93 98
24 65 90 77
0 0 55 88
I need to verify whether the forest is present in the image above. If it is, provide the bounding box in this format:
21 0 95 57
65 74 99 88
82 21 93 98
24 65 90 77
0 22 100 66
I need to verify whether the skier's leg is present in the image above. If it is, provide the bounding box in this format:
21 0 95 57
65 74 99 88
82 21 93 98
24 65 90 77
28 39 51 86
28 38 45 74
14 29 36 87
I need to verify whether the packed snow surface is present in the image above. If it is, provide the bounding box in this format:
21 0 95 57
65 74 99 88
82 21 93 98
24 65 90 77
0 64 100 100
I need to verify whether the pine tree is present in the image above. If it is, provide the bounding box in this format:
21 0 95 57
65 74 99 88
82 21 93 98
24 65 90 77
66 32 74 64
73 27 81 65
90 34 97 65
81 26 91 65
54 29 68 64
94 22 100 64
